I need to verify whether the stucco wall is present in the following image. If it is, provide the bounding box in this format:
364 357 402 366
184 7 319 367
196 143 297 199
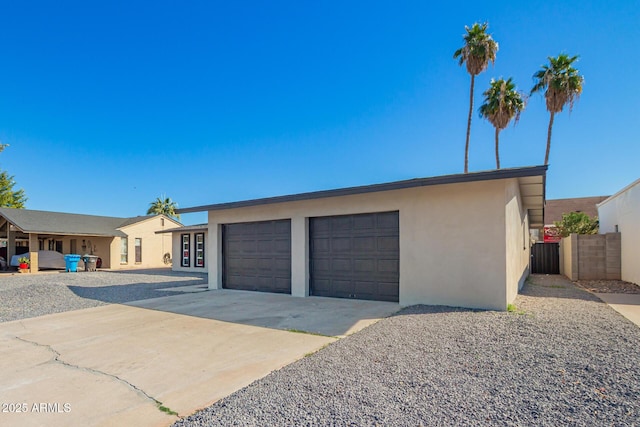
560 235 576 280
598 179 640 285
118 216 178 269
171 230 209 273
207 179 521 310
504 179 530 305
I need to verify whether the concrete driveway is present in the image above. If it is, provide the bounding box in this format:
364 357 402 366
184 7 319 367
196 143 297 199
595 292 640 327
0 288 399 427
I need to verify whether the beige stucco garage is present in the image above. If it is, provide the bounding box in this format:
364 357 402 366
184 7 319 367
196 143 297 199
178 166 547 310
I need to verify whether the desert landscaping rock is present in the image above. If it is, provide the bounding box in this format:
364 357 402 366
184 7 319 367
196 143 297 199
0 269 207 323
174 275 640 426
575 279 640 294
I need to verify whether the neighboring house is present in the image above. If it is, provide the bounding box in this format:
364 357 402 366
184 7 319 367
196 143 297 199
544 196 609 224
177 166 547 311
536 196 609 243
0 207 181 271
157 224 208 273
597 178 640 285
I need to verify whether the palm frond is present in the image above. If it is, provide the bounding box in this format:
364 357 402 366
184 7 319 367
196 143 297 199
530 54 584 113
454 22 499 76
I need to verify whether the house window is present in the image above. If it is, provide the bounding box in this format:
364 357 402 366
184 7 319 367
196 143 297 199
121 237 128 264
181 234 190 267
135 238 142 263
195 233 205 268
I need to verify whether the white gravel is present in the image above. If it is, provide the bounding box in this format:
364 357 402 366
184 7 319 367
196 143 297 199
173 275 640 426
0 269 207 323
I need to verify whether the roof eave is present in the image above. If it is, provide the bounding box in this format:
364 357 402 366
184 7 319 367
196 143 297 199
178 165 548 214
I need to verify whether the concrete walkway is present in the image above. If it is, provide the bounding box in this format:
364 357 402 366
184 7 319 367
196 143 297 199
0 290 399 427
595 293 640 327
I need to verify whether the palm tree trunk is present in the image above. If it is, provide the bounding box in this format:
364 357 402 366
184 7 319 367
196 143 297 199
464 74 475 173
544 111 555 165
495 127 500 169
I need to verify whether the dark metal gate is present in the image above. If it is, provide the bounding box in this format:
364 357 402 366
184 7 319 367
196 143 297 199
531 242 559 274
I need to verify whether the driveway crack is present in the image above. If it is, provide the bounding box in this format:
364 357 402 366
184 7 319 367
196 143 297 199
13 335 179 417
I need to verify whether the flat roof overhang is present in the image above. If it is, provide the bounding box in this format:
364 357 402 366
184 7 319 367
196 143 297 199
155 224 208 234
177 165 547 227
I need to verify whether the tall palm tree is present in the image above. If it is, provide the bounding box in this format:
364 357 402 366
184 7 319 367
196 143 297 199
479 78 525 169
454 22 499 173
147 195 180 220
530 54 584 165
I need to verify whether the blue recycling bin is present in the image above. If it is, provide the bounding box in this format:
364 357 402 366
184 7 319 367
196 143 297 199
64 254 82 272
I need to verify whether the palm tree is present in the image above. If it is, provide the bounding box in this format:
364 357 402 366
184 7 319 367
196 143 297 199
454 22 499 173
479 78 525 169
147 195 180 220
530 54 584 165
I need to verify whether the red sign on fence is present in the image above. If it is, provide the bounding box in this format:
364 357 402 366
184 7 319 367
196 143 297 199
543 226 561 243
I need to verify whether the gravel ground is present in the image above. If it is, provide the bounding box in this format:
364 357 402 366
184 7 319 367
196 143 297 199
174 275 640 427
0 269 207 323
575 279 640 294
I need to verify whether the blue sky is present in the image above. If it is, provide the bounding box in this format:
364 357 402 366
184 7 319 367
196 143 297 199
0 1 638 225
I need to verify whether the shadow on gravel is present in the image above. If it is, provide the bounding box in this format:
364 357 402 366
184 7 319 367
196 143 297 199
105 268 198 277
520 274 603 302
67 282 206 304
67 272 207 304
391 304 485 317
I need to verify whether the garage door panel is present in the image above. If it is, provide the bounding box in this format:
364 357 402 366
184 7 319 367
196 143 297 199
311 258 330 273
257 240 274 252
331 258 352 272
378 236 399 251
331 237 351 252
354 259 375 272
311 237 330 252
310 211 399 302
225 240 244 253
312 218 331 232
376 212 400 229
378 282 400 300
274 258 290 270
236 240 256 253
353 236 375 251
274 221 290 234
332 217 352 230
378 259 399 273
353 215 375 229
255 222 272 234
223 220 291 294
274 239 290 253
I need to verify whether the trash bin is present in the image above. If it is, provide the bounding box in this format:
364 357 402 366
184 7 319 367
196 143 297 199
82 255 99 272
64 254 82 273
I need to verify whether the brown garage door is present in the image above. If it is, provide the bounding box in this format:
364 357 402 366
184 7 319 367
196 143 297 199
310 211 399 302
222 219 291 294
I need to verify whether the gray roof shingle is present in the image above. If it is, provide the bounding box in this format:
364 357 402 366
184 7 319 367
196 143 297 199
0 208 170 237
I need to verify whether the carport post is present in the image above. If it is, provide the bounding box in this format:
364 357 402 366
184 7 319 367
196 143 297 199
29 233 39 272
7 227 15 266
